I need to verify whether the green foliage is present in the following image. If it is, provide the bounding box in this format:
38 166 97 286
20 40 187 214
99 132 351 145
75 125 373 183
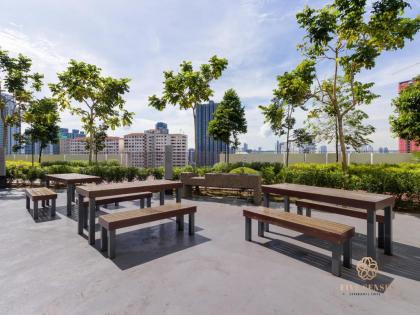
49 59 134 163
390 77 420 143
208 89 247 162
229 167 260 175
149 55 228 165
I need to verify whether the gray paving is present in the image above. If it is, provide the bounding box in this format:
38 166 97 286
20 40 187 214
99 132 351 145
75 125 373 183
1 188 420 315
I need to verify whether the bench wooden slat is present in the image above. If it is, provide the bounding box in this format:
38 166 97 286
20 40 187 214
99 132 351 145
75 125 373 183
82 192 152 205
295 199 385 222
25 188 57 201
99 204 197 230
243 207 354 244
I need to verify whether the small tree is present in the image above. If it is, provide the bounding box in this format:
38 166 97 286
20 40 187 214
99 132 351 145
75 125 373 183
390 76 420 150
49 60 133 164
86 124 108 163
0 49 43 186
259 60 315 166
149 55 228 166
25 98 60 163
208 89 247 163
296 0 420 172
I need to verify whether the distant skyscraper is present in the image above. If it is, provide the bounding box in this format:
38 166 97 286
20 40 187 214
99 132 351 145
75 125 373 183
360 144 374 153
196 101 228 166
155 122 169 134
0 95 21 154
188 148 195 165
242 143 248 152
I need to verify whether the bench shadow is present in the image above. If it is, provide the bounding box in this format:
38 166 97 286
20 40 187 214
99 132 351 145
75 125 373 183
266 229 420 282
25 207 62 223
258 237 394 292
95 221 210 270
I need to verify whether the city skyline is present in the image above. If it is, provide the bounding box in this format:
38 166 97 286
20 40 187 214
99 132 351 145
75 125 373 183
1 1 419 150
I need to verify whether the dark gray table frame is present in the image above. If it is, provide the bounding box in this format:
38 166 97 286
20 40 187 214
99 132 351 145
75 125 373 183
76 180 183 245
45 173 102 216
261 183 395 260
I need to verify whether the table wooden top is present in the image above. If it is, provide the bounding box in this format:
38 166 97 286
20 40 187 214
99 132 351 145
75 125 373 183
75 180 183 198
46 173 102 184
262 183 395 211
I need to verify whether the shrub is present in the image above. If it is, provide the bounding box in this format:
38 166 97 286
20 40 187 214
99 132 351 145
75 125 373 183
229 167 260 175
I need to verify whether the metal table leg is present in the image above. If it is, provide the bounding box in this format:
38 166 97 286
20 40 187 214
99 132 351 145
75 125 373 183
160 190 165 205
66 184 74 216
263 192 269 232
367 210 377 260
77 194 84 235
88 198 96 245
384 206 393 255
284 195 290 212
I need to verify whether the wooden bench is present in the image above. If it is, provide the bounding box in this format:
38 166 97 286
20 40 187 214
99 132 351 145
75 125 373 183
99 204 197 259
25 188 57 220
243 208 355 276
295 199 389 248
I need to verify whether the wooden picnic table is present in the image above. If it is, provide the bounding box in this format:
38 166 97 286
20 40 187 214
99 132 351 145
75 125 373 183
261 183 395 260
75 180 183 245
45 173 102 216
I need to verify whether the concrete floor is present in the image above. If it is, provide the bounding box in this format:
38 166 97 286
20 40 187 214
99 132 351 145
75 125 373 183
1 188 420 315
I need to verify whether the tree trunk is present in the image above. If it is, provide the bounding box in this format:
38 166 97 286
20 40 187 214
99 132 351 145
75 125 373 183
38 146 43 164
335 117 339 163
337 115 348 173
31 141 35 166
285 126 290 167
227 143 230 164
88 134 93 165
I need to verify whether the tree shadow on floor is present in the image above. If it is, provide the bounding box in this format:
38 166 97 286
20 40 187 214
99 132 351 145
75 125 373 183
264 229 420 283
256 237 394 292
94 221 210 270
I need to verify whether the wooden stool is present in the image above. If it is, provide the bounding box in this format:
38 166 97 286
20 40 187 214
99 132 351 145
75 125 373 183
25 188 57 220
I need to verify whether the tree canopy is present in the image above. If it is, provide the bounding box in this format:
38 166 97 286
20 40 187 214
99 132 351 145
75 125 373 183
149 55 228 165
49 60 133 163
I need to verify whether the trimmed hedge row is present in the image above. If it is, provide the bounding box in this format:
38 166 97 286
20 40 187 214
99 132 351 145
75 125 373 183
5 160 420 206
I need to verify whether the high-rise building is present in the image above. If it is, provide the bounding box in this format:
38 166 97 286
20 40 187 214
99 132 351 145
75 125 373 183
242 143 249 152
155 122 169 134
60 137 123 154
188 148 195 165
0 95 21 154
398 79 420 153
196 101 228 166
124 125 187 168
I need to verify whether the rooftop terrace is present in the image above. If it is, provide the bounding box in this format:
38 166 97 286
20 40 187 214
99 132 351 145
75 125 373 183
1 189 420 314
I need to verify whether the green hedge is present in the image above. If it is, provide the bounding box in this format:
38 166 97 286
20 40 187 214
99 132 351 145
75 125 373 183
5 160 420 207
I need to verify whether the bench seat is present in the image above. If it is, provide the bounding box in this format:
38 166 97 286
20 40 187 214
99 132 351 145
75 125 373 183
25 188 57 220
81 191 153 208
295 199 391 248
243 207 354 276
99 203 197 259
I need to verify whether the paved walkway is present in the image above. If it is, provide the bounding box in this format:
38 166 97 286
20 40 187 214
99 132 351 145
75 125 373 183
1 189 419 315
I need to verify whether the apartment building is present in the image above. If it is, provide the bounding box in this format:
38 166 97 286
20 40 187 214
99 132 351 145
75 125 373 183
60 137 123 154
124 124 187 168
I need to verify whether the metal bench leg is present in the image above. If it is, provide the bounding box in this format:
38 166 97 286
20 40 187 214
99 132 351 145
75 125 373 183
176 215 184 231
100 227 108 252
189 213 195 235
77 194 84 235
263 192 269 232
258 221 264 237
284 196 290 212
331 243 342 277
343 239 352 269
147 197 151 208
245 217 252 241
378 222 384 249
384 206 393 255
50 199 56 218
33 201 39 221
306 207 311 217
140 199 145 209
297 206 303 215
114 202 119 207
103 204 108 209
108 230 116 259
26 196 30 210
42 200 45 208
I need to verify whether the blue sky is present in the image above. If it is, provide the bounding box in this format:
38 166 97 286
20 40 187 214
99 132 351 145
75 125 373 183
1 0 419 151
